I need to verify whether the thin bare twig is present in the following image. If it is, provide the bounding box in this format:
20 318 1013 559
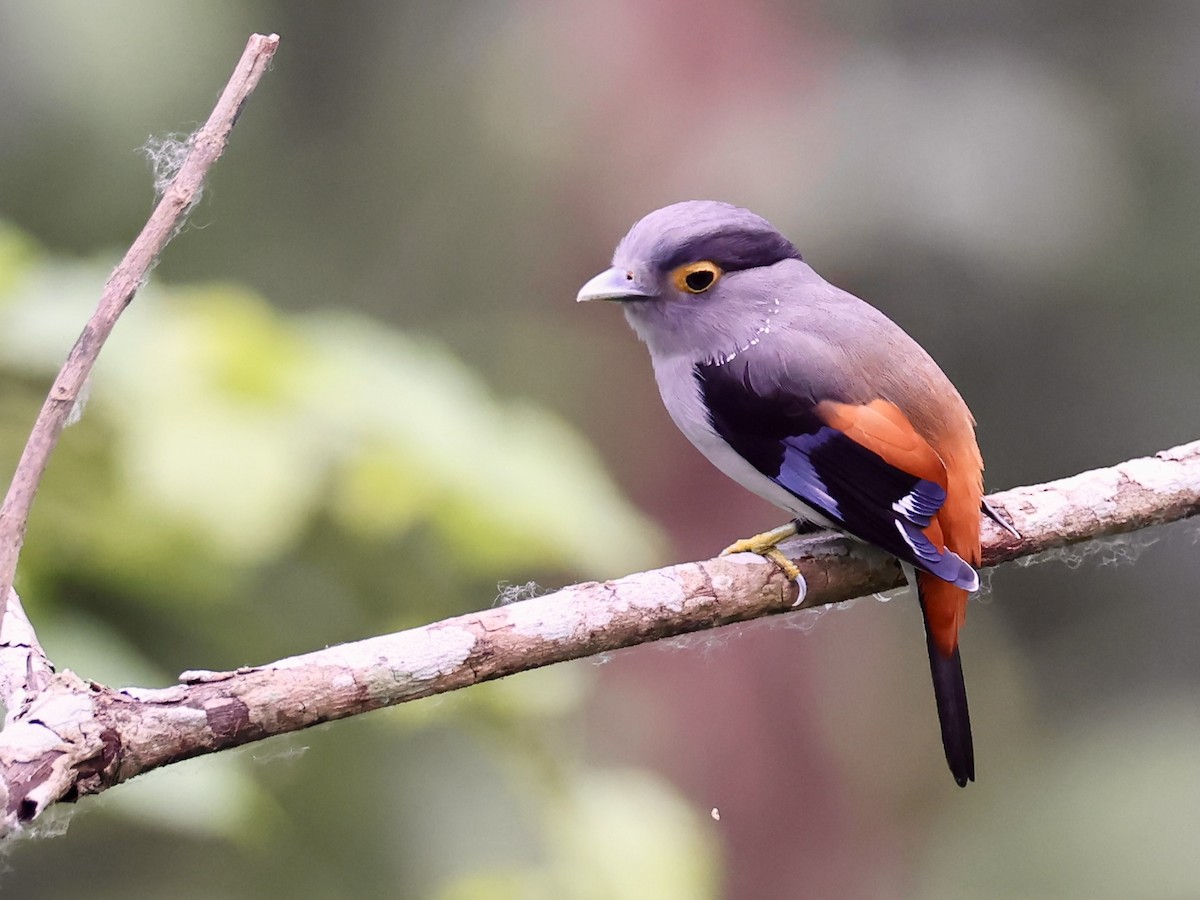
0 439 1195 833
0 33 280 627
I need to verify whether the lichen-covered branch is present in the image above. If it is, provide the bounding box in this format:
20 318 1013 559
0 33 280 628
0 439 1196 834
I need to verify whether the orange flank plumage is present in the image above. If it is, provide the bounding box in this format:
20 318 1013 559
816 398 983 658
925 428 984 657
815 399 947 486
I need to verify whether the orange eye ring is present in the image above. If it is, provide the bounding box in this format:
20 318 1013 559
671 261 723 294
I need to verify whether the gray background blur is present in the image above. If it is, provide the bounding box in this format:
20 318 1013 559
1 1 1199 898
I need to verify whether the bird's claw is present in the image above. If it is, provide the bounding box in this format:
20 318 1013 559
762 548 808 605
720 522 807 604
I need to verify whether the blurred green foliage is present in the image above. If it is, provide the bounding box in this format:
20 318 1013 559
0 223 716 899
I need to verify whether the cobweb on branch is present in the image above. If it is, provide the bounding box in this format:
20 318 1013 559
495 581 546 606
1014 529 1161 571
140 132 195 199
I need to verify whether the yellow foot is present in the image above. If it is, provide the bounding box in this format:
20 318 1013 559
721 522 807 604
721 522 799 558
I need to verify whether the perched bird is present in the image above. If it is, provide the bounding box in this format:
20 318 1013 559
578 200 1010 787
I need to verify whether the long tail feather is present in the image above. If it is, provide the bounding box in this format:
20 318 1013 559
917 580 975 787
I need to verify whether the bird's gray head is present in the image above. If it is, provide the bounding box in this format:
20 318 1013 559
577 201 805 359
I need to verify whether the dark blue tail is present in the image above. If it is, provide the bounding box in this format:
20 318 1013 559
921 601 975 787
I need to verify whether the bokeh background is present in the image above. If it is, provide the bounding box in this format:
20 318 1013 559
2 2 1199 897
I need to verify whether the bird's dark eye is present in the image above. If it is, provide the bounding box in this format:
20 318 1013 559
672 261 723 295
